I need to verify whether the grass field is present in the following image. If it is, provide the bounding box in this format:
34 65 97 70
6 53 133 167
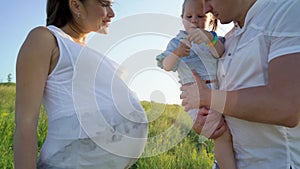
0 84 215 169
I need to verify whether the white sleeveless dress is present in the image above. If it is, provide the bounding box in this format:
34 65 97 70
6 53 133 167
37 25 148 169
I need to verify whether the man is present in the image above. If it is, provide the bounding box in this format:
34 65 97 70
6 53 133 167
181 0 300 168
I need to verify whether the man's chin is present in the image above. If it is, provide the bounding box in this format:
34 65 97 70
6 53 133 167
220 19 231 25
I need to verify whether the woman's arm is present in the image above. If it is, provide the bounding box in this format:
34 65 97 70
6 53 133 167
14 27 57 169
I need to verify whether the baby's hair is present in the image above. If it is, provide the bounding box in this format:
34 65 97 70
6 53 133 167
208 13 218 31
181 0 218 31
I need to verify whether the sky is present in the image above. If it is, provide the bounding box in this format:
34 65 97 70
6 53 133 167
0 0 233 104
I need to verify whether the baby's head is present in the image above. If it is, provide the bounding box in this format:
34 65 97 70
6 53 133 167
181 0 217 31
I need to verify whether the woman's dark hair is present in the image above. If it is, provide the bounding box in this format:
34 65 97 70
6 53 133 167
46 0 85 27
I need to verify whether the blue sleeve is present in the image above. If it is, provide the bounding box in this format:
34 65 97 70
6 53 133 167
156 38 180 72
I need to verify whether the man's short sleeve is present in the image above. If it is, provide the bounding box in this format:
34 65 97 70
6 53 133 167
268 0 300 61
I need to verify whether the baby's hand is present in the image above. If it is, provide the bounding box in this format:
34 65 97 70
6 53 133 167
187 28 211 44
173 39 191 57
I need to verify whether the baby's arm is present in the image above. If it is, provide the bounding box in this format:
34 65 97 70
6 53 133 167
162 40 191 71
187 29 225 58
206 32 225 58
214 123 237 169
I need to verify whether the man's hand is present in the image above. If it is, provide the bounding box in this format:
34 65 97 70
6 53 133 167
180 71 211 112
181 71 225 138
193 108 226 139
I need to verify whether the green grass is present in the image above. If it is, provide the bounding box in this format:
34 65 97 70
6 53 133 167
0 85 215 169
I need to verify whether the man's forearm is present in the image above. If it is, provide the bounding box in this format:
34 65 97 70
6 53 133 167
212 86 299 127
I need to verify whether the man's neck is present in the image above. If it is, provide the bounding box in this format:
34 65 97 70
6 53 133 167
236 0 257 27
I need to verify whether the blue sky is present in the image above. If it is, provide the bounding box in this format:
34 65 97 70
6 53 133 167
0 0 232 104
0 1 47 83
0 0 183 82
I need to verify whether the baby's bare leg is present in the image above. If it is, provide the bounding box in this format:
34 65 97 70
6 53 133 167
214 124 237 169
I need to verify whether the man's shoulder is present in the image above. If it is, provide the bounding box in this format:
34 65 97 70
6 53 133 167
252 0 300 34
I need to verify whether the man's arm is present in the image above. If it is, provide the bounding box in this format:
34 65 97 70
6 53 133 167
221 53 300 127
182 52 300 127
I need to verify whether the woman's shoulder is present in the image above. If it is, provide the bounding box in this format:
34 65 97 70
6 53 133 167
24 26 57 52
27 26 56 45
28 26 54 38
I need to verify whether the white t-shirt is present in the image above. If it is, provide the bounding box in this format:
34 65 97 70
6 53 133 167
217 0 300 168
39 26 148 168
